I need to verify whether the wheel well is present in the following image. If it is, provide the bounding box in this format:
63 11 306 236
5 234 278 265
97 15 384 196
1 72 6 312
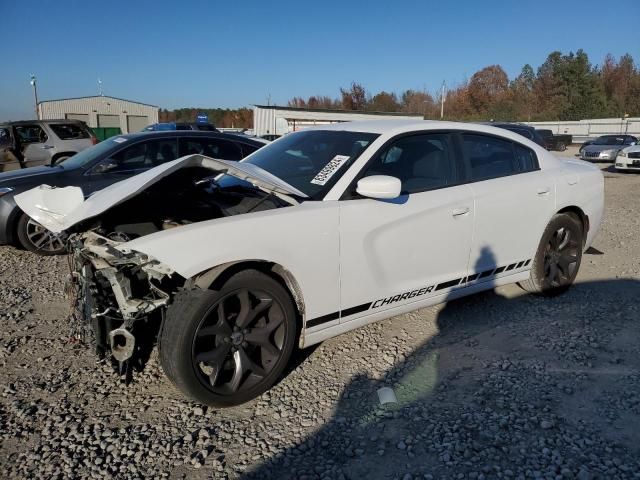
557 206 589 242
52 151 76 163
190 260 306 324
8 208 25 246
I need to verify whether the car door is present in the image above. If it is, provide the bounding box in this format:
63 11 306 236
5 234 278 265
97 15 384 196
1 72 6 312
0 127 21 172
85 138 179 194
15 124 51 167
338 132 474 322
460 132 555 275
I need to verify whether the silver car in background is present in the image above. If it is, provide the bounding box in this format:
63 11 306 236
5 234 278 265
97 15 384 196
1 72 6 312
579 134 637 161
0 120 97 172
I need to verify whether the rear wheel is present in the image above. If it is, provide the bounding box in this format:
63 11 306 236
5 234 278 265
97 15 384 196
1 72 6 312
519 213 583 296
159 269 297 407
16 213 67 255
556 142 566 151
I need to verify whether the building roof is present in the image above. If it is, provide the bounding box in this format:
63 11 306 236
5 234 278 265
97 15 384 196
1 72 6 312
38 95 158 108
253 104 422 117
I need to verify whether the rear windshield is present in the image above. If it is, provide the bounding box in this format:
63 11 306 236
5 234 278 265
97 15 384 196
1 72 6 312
49 123 91 140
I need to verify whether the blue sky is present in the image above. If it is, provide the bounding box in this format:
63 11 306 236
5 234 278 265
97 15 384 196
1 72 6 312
1 0 639 121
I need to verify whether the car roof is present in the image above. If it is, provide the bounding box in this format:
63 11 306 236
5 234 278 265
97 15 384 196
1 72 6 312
301 119 544 142
113 130 264 145
0 119 86 126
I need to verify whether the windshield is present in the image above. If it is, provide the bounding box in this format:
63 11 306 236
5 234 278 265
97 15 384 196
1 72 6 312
58 137 127 169
593 136 623 146
218 130 379 199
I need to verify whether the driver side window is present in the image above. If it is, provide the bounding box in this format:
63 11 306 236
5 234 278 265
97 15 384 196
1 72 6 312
361 133 455 194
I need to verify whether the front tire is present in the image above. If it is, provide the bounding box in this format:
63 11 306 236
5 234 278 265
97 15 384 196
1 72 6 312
16 213 67 255
159 269 297 407
519 213 583 296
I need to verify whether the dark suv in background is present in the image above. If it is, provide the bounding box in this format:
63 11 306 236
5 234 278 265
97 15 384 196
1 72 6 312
485 122 547 148
0 120 96 172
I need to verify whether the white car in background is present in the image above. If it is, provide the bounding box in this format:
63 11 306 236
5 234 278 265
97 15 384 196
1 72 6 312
615 145 640 171
15 120 604 407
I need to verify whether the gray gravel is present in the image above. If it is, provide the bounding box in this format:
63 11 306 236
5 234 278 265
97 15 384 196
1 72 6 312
1 159 640 479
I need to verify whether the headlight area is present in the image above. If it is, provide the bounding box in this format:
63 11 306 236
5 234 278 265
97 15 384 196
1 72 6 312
67 231 183 374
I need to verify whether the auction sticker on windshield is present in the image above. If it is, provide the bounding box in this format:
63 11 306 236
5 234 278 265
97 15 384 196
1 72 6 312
311 155 350 186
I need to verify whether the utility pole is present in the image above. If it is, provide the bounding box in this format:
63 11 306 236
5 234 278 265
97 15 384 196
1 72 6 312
98 78 103 96
30 74 39 120
267 93 271 106
440 81 446 120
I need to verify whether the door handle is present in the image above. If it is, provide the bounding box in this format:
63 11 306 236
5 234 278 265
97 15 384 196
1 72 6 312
41 145 54 149
452 207 470 217
537 187 550 195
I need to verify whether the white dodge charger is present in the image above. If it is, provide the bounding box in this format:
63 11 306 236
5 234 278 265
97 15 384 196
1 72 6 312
16 120 604 407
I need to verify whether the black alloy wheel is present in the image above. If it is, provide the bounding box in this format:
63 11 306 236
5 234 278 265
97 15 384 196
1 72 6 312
192 288 286 395
160 269 297 407
542 225 580 289
519 213 583 296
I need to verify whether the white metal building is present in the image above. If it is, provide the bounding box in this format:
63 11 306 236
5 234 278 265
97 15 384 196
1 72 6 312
253 105 423 136
38 96 159 133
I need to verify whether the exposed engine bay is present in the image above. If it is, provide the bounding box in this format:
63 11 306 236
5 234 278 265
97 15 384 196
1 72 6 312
63 164 289 375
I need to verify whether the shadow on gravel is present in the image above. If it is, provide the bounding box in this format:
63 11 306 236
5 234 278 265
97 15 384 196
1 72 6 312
244 245 640 479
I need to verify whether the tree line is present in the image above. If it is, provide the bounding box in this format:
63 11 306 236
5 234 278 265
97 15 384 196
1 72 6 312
288 50 640 122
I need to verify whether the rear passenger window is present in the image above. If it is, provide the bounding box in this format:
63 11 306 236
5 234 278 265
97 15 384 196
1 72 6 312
514 144 537 172
240 143 260 157
179 138 242 160
49 123 90 140
463 134 537 181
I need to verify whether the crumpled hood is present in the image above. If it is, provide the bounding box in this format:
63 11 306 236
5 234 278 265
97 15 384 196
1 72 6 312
14 154 307 233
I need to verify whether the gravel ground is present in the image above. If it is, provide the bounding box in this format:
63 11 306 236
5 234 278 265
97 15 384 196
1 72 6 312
1 154 640 479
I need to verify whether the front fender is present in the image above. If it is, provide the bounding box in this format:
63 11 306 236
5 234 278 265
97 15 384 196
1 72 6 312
121 201 340 322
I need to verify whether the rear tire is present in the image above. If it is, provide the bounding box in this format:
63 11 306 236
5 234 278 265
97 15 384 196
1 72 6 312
519 213 583 296
159 269 297 407
16 213 67 256
556 142 566 151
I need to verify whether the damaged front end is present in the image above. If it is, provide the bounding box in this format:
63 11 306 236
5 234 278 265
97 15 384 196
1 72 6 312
67 231 182 372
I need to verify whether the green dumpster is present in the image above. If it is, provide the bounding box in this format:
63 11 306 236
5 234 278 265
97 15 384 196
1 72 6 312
91 127 122 142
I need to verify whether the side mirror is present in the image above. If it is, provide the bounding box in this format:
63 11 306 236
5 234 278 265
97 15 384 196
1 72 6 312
92 159 119 174
356 175 401 199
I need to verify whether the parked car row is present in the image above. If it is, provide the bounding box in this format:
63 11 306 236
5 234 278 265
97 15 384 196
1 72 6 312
578 134 638 163
9 120 603 407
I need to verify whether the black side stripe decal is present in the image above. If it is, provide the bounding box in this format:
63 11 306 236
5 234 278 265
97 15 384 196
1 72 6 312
341 302 372 317
435 278 462 291
479 269 494 278
306 311 339 329
305 258 532 328
306 302 371 329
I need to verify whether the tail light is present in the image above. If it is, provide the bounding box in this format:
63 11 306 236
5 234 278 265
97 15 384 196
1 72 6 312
91 136 99 145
